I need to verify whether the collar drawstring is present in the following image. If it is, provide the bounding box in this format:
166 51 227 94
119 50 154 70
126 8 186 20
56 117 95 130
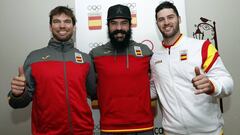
113 45 130 69
114 49 117 63
126 47 129 69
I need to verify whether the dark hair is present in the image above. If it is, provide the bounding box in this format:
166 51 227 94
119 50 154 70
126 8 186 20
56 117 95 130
155 1 179 20
49 6 76 25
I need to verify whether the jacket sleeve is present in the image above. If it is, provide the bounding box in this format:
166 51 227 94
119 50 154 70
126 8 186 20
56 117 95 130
86 54 97 100
8 53 36 108
201 41 234 98
148 50 157 99
206 57 234 98
150 78 158 99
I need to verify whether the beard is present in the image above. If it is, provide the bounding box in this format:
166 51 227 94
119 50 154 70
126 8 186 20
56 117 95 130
160 22 180 39
108 29 132 50
52 30 73 42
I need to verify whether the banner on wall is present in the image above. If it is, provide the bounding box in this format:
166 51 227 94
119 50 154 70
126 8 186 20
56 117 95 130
75 0 187 134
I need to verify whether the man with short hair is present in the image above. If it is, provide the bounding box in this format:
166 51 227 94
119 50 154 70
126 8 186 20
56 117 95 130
8 6 96 135
151 1 234 135
90 4 154 135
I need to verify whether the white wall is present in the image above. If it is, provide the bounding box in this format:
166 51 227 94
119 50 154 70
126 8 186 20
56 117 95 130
0 0 239 134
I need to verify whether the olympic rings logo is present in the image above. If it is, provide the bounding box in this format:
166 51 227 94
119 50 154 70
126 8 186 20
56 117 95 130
87 5 102 12
159 0 174 4
89 42 103 49
124 3 136 10
141 39 154 51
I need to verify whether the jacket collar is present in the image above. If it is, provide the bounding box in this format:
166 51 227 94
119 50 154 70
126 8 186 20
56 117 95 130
48 38 74 52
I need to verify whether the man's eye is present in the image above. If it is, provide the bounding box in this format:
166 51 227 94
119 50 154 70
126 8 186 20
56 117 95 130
121 21 129 25
110 22 117 25
158 18 164 22
52 20 60 23
65 20 72 24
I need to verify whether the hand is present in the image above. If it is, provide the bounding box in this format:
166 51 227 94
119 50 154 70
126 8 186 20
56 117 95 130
11 66 26 97
192 67 214 95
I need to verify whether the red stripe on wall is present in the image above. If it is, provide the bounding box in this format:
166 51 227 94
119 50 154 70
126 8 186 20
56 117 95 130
89 26 102 30
88 16 101 20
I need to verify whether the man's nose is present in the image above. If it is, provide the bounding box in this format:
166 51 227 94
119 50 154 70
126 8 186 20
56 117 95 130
116 23 123 30
164 19 170 25
60 22 66 28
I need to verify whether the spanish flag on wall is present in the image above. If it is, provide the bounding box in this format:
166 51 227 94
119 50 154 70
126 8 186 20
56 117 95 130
131 13 137 27
88 16 102 30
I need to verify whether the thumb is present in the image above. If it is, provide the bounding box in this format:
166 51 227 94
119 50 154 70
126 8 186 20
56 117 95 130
194 67 201 76
18 66 25 77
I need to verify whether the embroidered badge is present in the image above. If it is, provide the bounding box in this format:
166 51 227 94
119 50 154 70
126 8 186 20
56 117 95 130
180 50 188 61
134 46 143 56
155 60 162 65
42 55 50 60
75 53 84 63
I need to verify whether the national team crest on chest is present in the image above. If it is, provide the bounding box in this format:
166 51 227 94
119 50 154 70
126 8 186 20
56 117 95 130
134 46 143 57
180 50 188 61
75 52 84 63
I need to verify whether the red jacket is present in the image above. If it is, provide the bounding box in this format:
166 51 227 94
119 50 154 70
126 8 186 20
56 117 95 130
90 40 154 133
9 39 96 135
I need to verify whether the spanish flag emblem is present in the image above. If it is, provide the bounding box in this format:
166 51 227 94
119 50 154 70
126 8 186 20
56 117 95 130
75 53 84 63
134 46 143 56
180 50 188 61
88 15 102 30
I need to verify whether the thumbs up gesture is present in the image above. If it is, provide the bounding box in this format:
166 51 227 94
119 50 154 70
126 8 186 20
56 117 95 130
11 66 26 97
192 67 215 95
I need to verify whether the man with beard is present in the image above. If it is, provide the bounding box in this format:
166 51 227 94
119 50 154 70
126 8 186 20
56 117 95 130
8 6 96 135
89 4 154 135
150 1 233 135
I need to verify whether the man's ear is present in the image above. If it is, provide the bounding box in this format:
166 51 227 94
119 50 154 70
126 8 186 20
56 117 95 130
178 16 181 24
49 25 52 32
73 25 76 32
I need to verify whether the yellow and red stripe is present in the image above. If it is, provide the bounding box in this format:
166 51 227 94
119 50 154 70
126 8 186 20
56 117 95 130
101 126 153 133
201 40 219 73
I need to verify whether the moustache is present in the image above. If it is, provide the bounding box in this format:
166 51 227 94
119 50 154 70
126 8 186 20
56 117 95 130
111 30 127 35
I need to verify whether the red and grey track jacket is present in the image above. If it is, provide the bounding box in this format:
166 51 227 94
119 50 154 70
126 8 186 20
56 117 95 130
8 38 96 135
89 40 154 133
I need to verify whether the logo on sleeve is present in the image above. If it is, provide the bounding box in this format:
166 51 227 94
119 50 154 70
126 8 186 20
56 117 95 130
75 53 84 63
134 46 143 56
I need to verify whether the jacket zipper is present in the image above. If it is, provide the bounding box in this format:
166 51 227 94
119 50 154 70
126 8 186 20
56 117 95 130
62 45 74 134
168 46 188 133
